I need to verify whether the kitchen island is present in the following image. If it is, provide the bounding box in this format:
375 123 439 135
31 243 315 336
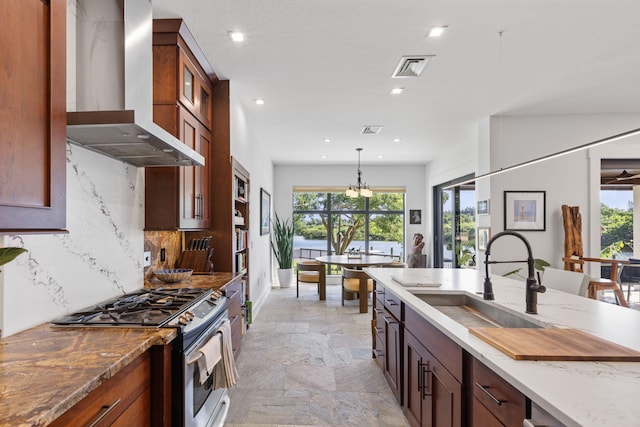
365 267 640 427
0 272 241 426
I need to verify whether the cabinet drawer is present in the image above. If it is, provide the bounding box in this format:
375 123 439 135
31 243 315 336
472 358 526 427
374 286 385 306
51 351 150 426
226 279 243 319
471 396 504 427
383 290 402 320
405 305 462 381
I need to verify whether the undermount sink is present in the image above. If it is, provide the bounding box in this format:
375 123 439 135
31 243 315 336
415 293 546 329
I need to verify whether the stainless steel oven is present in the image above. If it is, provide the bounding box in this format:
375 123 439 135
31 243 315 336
52 287 233 427
181 310 231 427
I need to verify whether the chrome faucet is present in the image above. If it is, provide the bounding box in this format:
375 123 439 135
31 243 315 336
483 230 546 314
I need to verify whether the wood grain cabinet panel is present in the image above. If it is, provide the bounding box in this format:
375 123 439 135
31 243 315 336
50 351 151 427
146 20 213 231
471 357 526 427
0 0 66 232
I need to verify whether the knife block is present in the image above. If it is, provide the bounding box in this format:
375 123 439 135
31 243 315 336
177 249 213 274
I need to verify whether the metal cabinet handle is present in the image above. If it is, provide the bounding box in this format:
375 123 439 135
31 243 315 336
87 399 121 427
385 299 399 306
374 349 384 357
373 308 383 315
419 360 431 398
382 315 397 324
374 289 384 295
475 382 505 406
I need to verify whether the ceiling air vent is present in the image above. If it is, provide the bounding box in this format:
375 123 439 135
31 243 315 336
391 55 434 78
361 125 383 135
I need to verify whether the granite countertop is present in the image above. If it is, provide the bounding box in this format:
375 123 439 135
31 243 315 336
0 272 241 427
364 268 640 427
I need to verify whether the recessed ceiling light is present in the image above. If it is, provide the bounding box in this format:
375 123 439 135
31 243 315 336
324 138 331 143
390 87 404 95
427 26 447 38
377 155 384 159
393 138 402 143
228 31 245 42
255 98 265 105
321 155 327 159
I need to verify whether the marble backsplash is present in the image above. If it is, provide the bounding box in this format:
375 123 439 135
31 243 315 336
0 143 145 337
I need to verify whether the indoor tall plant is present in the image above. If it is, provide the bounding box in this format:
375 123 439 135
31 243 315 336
0 247 27 272
271 213 294 288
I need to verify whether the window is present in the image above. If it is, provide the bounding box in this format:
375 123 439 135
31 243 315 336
433 175 476 268
293 191 404 273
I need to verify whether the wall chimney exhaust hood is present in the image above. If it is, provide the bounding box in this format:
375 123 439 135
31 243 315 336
67 0 204 167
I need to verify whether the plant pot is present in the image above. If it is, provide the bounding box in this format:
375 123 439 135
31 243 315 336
277 268 293 288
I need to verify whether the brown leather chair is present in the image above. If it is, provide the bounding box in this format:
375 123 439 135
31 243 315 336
341 268 373 313
296 261 326 300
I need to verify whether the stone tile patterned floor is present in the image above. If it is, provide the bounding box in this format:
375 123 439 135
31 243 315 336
225 282 410 427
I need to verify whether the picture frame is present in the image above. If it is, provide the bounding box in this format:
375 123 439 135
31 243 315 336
260 188 271 235
409 209 422 224
504 191 546 231
477 227 491 251
477 199 490 215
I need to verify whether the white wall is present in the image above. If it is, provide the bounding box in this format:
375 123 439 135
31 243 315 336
476 114 640 276
1 146 145 336
273 164 426 264
229 83 273 317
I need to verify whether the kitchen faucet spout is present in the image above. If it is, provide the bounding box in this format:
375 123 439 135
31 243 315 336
483 230 546 314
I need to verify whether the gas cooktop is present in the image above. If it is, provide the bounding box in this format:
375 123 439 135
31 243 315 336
52 287 212 327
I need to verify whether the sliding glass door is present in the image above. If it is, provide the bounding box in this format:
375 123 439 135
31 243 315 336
433 175 476 268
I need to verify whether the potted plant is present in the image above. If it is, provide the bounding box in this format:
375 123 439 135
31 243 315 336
271 213 294 288
0 247 27 272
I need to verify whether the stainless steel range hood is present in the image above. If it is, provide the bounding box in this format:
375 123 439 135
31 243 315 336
67 0 204 167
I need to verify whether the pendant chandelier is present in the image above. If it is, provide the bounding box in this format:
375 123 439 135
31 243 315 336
346 148 373 198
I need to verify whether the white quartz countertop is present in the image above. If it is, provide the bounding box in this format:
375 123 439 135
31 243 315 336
364 268 640 427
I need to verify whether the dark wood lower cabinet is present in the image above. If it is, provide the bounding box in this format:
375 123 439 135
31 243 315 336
225 276 244 357
50 351 151 427
404 330 462 427
374 286 531 427
373 292 402 403
471 357 526 427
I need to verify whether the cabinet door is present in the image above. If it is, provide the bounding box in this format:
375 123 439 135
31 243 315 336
382 308 401 402
404 330 427 427
178 108 210 229
0 0 66 232
428 352 462 427
405 329 462 427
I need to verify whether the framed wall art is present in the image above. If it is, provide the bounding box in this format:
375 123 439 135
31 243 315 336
477 199 490 215
260 188 271 235
477 227 491 251
504 191 546 231
409 209 422 224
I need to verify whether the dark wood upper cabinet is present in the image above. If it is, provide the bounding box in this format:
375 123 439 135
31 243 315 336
145 19 215 231
0 0 67 233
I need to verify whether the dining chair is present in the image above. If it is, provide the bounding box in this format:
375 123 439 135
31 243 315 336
618 258 640 301
296 261 326 299
341 268 373 313
541 267 589 297
563 256 629 307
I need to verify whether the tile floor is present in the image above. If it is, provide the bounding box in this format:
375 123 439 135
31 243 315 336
225 282 410 427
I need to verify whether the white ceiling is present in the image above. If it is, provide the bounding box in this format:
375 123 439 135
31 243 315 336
151 0 640 166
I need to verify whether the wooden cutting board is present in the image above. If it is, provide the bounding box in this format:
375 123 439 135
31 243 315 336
469 327 640 361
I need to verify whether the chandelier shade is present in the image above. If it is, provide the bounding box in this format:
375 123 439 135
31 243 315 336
346 148 372 198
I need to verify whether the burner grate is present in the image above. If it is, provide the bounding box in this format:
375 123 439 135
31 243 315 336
52 287 211 327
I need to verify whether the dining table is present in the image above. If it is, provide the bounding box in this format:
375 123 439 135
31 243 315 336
315 254 396 313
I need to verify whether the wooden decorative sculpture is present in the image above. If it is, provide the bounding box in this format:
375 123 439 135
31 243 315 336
562 205 583 270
